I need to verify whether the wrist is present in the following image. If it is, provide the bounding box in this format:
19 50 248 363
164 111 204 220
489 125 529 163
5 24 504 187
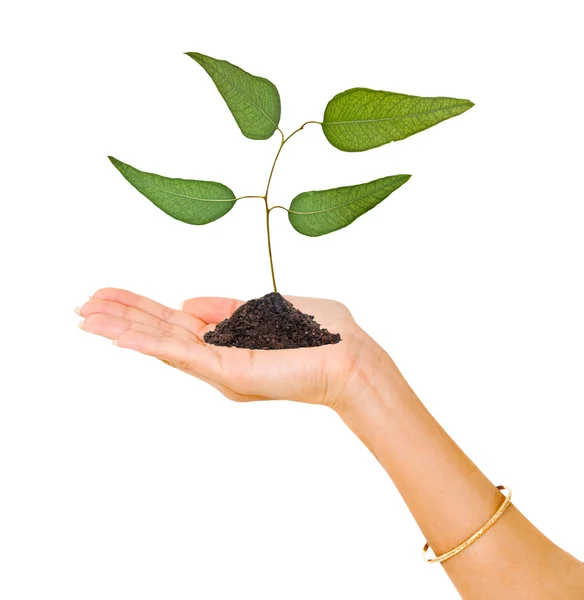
334 334 417 420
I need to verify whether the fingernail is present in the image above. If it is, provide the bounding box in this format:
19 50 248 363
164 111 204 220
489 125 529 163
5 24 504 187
112 340 119 346
74 306 82 316
78 320 85 330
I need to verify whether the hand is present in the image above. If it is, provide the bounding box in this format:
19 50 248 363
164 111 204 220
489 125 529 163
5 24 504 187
77 288 391 412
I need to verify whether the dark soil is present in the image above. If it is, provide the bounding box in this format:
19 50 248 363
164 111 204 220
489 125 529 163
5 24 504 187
203 292 342 350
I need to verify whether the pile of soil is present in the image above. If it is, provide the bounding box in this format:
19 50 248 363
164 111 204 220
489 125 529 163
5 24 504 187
203 292 342 350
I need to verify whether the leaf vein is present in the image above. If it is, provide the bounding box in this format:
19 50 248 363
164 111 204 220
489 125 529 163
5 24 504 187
150 183 234 203
214 70 278 130
291 181 400 216
323 103 470 126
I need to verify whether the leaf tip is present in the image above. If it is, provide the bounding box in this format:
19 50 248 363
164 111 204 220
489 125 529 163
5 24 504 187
388 173 412 186
397 174 412 189
184 51 203 63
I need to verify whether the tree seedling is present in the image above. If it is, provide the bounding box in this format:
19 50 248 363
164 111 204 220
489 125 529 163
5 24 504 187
108 52 473 349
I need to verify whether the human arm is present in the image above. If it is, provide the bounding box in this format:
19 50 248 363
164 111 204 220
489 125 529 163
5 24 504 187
76 288 584 599
335 352 584 598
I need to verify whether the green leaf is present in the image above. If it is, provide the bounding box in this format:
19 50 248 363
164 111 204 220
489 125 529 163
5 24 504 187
186 52 281 140
108 157 236 225
322 88 474 152
288 174 411 237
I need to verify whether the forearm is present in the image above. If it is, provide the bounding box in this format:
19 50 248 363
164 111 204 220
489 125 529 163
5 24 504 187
336 346 584 599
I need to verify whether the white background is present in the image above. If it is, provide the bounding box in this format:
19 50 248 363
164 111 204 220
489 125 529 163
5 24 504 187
1 1 583 598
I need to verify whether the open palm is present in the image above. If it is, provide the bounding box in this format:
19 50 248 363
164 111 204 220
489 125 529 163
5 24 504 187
78 288 384 411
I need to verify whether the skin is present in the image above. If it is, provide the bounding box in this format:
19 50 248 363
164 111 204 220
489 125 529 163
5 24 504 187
77 288 584 599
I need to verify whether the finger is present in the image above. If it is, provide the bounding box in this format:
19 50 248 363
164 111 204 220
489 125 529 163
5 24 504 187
80 298 198 342
91 287 206 336
116 329 221 380
81 312 189 343
180 297 244 325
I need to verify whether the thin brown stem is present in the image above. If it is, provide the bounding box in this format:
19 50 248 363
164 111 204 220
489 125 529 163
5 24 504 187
264 131 286 199
264 198 277 292
262 120 321 292
235 195 266 201
268 205 290 213
283 120 322 144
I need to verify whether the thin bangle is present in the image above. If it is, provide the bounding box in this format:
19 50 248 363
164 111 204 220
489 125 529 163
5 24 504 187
422 485 513 564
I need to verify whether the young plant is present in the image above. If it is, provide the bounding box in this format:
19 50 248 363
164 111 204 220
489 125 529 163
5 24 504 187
109 52 473 293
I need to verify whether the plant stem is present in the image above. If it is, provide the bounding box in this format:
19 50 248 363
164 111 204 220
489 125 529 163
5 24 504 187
264 198 278 292
262 121 320 293
262 130 285 293
283 120 322 144
235 195 266 201
264 129 286 200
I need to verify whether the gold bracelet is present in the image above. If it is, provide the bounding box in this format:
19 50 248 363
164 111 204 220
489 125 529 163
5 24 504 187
422 485 512 564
